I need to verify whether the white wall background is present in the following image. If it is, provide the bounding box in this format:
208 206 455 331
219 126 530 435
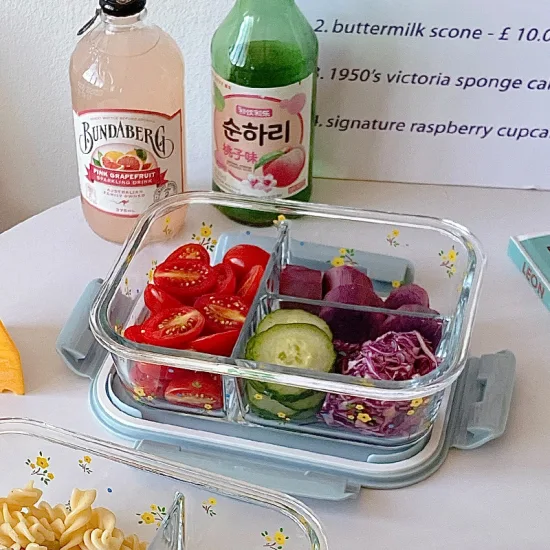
0 0 233 232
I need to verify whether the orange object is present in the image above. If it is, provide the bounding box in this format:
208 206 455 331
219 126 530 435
0 321 24 395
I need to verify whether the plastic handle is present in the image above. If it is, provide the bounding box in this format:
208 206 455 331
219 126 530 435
56 279 108 380
453 350 516 450
135 440 361 501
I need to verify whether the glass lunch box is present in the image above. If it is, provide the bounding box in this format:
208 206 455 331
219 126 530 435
0 418 327 550
57 192 515 498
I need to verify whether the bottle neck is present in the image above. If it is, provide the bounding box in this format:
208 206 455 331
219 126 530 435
236 0 295 11
101 9 147 33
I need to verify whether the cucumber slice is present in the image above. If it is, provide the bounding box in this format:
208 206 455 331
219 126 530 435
245 323 336 398
257 309 333 339
286 392 326 411
245 382 297 419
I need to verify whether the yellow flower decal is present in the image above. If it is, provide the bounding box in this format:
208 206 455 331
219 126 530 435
392 280 402 289
357 413 372 423
202 498 217 517
440 246 459 278
347 414 355 420
254 393 264 400
355 404 364 411
277 412 287 419
146 260 158 283
262 528 289 548
331 256 345 267
329 247 357 267
26 452 53 485
212 239 218 245
192 223 217 251
162 216 173 237
407 410 416 416
134 387 146 398
339 248 347 255
201 226 212 238
387 229 401 247
410 398 424 408
78 455 93 474
137 505 167 526
141 513 155 525
84 455 92 464
204 404 213 410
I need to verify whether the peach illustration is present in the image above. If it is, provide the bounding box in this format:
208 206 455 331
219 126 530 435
280 93 307 115
262 146 306 188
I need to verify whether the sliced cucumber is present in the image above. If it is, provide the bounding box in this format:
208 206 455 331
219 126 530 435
245 323 336 398
245 382 297 419
257 309 333 339
286 392 326 412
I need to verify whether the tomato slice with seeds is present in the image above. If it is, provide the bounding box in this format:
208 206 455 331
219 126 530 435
194 294 249 334
144 284 182 313
223 244 270 282
212 263 237 295
123 324 146 343
142 306 205 348
188 330 240 357
164 370 224 410
154 260 216 301
237 265 265 305
128 365 170 399
165 243 210 264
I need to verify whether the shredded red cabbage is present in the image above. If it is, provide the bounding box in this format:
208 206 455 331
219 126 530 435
321 331 441 438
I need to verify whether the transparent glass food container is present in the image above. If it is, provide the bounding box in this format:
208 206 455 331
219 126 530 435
0 418 327 550
88 191 485 446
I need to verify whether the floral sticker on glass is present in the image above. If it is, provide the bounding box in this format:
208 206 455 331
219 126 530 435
387 228 401 247
137 504 167 528
192 222 217 252
329 248 357 267
147 260 158 283
439 246 458 278
78 455 93 474
202 497 217 517
123 278 132 298
26 452 54 485
162 216 173 237
261 528 289 549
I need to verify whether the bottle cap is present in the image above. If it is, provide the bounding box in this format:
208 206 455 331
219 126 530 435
99 0 147 17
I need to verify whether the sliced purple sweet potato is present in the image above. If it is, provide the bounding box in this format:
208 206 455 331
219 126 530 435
384 284 430 310
279 264 324 314
379 304 442 348
323 266 373 297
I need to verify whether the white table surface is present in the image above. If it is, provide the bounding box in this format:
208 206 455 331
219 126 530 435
1 180 549 549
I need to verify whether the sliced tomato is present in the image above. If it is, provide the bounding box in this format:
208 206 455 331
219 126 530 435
188 330 240 357
164 370 224 410
194 294 249 333
123 324 146 343
223 244 270 282
213 263 237 295
165 243 210 264
128 365 170 399
142 306 205 348
237 265 265 305
144 284 182 313
154 260 216 301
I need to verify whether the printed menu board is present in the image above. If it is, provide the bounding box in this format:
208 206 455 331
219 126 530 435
299 0 550 189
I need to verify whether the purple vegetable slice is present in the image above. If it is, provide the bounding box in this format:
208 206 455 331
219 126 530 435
279 265 323 314
384 283 430 310
379 304 442 347
323 266 374 297
320 284 383 343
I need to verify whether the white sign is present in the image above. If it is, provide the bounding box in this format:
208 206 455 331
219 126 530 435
299 0 550 189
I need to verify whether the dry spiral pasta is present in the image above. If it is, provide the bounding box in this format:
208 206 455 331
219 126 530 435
0 485 147 550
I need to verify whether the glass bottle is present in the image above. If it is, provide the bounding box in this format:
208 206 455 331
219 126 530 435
211 0 318 225
70 0 186 243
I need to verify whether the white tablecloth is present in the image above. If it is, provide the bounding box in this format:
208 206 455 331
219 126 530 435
1 180 549 549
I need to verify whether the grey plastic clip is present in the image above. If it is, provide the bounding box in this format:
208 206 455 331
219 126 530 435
453 350 516 450
56 279 108 379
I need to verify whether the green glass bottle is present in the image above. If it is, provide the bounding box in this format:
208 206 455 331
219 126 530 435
211 0 318 225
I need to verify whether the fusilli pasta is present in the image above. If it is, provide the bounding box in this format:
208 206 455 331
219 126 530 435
0 486 147 550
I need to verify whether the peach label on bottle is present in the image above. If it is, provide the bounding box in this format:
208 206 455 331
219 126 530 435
73 109 183 217
212 72 313 198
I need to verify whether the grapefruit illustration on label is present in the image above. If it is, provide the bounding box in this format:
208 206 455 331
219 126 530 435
212 73 313 199
74 109 183 217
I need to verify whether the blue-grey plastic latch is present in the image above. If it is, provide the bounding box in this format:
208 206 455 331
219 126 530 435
135 440 361 501
56 279 108 380
453 350 516 450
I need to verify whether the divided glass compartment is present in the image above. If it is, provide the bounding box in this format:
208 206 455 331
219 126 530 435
89 191 485 447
